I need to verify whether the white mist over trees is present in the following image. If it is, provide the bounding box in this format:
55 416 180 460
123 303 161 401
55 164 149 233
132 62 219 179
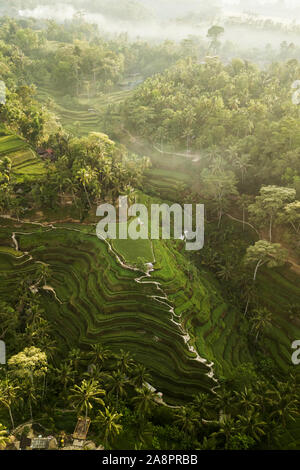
2 0 299 51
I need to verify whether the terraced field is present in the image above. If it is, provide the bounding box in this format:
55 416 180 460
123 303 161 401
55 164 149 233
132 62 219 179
143 168 190 201
125 143 199 202
132 149 300 381
1 214 298 407
0 129 45 181
2 77 297 409
0 220 216 404
36 83 133 135
149 239 252 376
254 267 300 376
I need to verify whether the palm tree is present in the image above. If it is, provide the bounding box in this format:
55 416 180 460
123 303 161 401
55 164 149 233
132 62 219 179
192 393 211 421
217 261 235 281
95 407 123 447
23 377 37 421
211 417 237 449
65 177 79 206
210 155 226 175
206 145 222 165
266 390 299 428
237 194 253 232
226 145 239 165
131 364 152 390
174 406 199 439
0 423 8 449
84 364 109 383
233 153 252 183
107 370 128 406
237 410 267 442
39 336 57 362
214 388 234 416
0 379 19 429
234 387 258 414
36 262 52 286
251 308 273 341
68 348 83 372
197 436 217 450
55 363 75 394
240 276 257 316
69 379 105 420
87 344 111 368
116 349 135 376
132 387 157 418
77 167 96 209
275 378 298 398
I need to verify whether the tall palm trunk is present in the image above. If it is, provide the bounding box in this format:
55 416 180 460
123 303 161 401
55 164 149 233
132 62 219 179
218 209 222 228
83 183 91 209
253 259 263 281
29 398 33 421
42 373 46 398
8 406 14 429
244 297 250 316
269 215 273 242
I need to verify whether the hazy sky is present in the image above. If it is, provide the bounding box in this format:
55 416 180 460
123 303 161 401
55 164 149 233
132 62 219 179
18 0 300 43
18 0 300 21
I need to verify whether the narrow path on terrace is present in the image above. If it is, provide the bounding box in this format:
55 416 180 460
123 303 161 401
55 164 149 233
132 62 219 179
0 214 218 399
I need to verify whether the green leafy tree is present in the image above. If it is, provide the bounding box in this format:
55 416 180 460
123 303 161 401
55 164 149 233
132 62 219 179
207 25 224 53
244 240 288 281
201 168 238 227
248 186 296 242
8 346 48 384
279 201 300 233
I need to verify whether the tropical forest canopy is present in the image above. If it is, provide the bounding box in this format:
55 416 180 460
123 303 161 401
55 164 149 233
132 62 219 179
0 1 299 452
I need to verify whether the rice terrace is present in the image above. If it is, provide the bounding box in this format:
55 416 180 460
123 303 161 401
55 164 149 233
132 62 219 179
0 0 299 455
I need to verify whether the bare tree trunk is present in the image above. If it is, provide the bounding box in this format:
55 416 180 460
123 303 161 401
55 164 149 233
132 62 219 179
253 259 263 281
244 297 250 316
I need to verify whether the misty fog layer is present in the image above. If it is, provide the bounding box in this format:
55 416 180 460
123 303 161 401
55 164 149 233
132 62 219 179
17 0 300 49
